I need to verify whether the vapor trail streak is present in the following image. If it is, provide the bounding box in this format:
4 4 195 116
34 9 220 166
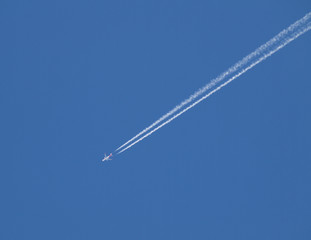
116 14 310 152
117 12 311 154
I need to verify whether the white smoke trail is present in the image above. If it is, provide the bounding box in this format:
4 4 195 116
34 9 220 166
116 12 311 152
117 12 311 154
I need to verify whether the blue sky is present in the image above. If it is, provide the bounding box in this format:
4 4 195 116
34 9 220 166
1 1 311 239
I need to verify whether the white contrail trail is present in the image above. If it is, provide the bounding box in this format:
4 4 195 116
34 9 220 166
117 12 311 154
116 12 311 152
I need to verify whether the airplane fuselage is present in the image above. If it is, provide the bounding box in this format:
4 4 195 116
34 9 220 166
102 153 112 162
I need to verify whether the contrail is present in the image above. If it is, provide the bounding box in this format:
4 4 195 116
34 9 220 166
116 12 311 154
116 14 309 152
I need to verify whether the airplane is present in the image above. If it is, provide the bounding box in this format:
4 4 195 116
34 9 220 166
102 153 113 162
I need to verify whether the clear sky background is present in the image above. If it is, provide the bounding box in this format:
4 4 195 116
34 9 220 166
1 1 311 239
